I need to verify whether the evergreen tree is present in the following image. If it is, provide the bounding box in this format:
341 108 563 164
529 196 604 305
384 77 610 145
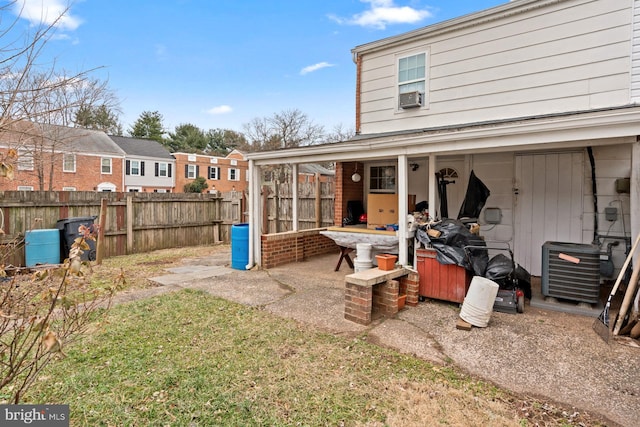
129 111 165 142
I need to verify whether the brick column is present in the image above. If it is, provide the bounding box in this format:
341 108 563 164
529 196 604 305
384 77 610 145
345 282 373 325
401 272 420 306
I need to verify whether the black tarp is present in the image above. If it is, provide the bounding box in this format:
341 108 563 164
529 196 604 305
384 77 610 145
416 218 488 276
457 170 491 220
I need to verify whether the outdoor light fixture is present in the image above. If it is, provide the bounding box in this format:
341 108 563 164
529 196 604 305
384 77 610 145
351 163 361 182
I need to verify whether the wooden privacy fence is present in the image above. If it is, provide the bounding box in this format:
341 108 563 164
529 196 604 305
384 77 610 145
262 180 335 234
0 191 245 266
0 183 336 266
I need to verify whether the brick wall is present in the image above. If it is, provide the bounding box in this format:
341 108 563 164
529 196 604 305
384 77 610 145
260 229 337 268
173 152 248 194
334 161 364 226
344 270 419 325
0 148 124 191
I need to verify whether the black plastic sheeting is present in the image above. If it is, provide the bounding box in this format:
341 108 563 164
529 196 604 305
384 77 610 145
457 170 491 220
416 219 488 276
417 219 532 297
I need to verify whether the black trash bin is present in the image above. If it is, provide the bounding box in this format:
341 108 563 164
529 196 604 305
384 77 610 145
56 216 97 262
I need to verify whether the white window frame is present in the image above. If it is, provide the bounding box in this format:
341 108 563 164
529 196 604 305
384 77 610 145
62 186 76 191
130 160 141 176
17 149 33 171
63 153 76 172
228 168 239 181
101 158 112 174
17 185 33 191
187 164 197 179
158 162 169 177
127 186 142 192
396 49 429 111
368 164 396 193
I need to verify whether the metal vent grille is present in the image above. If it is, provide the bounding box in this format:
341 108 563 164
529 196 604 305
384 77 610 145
541 241 601 304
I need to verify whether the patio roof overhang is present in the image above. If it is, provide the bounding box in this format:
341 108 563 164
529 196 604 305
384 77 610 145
245 105 640 270
246 105 640 165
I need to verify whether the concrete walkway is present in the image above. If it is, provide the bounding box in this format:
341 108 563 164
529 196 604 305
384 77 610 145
142 248 638 427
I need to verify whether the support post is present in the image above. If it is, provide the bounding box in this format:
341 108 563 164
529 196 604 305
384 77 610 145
126 195 133 254
96 198 107 265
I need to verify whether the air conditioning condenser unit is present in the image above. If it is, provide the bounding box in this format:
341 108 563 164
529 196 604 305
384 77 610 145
541 241 601 304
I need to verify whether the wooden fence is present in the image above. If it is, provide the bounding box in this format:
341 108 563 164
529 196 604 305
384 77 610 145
262 180 335 234
0 184 335 267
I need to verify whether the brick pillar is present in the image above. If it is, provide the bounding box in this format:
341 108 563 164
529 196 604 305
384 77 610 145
345 282 373 325
335 161 365 226
401 273 420 306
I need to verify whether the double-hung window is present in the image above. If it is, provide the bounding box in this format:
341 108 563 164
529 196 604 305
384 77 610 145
17 149 33 171
186 164 197 179
398 52 427 109
228 168 239 181
155 162 171 177
129 160 141 176
63 153 76 172
101 158 112 174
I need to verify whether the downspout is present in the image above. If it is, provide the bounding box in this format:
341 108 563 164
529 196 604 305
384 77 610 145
353 51 362 135
587 147 598 245
245 159 256 270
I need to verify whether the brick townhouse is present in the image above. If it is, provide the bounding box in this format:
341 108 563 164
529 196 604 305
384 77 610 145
173 150 248 193
0 122 125 192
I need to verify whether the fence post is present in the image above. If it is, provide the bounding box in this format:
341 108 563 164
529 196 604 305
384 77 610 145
126 195 133 253
315 172 321 228
96 198 107 265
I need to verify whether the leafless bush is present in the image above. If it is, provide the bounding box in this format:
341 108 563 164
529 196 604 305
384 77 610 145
0 225 121 403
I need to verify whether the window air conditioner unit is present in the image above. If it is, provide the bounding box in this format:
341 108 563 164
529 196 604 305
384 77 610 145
399 91 422 109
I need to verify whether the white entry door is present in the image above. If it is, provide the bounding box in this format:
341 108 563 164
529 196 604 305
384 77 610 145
514 152 584 276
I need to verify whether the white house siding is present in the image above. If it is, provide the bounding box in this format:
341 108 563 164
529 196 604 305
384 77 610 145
631 0 640 101
358 0 633 134
454 143 631 276
125 156 176 190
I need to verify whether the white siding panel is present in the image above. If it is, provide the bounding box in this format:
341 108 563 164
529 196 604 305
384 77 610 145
358 0 634 134
632 0 640 101
431 60 628 102
432 29 629 82
430 0 627 55
432 9 630 64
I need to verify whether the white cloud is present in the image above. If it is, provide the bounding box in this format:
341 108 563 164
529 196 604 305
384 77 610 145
13 0 82 31
300 62 335 75
206 105 233 115
329 0 431 30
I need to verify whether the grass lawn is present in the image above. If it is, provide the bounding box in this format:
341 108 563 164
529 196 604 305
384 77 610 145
22 288 605 426
15 246 606 426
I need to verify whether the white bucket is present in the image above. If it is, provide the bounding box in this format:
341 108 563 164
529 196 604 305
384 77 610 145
459 276 500 327
354 257 373 272
356 243 373 262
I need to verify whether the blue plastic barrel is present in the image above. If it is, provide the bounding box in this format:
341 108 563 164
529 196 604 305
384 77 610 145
231 223 249 270
25 229 61 267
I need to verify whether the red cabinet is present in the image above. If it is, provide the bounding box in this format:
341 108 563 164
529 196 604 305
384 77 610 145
416 248 471 303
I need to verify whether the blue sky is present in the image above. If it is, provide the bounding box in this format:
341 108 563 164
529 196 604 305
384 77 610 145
11 0 508 134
